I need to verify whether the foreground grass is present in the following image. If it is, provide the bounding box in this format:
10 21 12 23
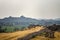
30 32 60 40
0 26 44 40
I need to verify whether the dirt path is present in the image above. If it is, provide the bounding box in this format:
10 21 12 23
0 27 44 40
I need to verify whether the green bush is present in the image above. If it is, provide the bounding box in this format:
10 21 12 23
0 26 26 33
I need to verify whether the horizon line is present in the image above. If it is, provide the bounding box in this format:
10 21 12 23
0 16 60 20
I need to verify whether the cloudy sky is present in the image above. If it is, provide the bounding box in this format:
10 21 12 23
0 0 60 19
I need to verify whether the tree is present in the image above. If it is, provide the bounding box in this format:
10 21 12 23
46 24 57 38
14 27 19 31
0 26 2 32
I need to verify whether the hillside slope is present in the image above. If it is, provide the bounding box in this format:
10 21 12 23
0 26 44 40
30 32 60 40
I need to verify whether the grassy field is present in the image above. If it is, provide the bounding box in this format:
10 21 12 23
0 26 60 40
30 32 60 40
1 26 25 32
0 26 44 40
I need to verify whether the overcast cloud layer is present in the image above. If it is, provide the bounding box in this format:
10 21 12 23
0 0 60 19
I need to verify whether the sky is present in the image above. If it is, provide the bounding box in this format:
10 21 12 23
0 0 60 19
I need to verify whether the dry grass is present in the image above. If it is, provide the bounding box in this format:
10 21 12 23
30 32 60 40
0 26 60 40
0 26 44 40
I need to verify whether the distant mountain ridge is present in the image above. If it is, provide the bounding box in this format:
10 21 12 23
0 16 60 27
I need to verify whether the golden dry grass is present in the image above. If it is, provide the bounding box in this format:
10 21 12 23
0 26 44 40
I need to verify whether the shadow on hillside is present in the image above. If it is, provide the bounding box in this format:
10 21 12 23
17 24 60 40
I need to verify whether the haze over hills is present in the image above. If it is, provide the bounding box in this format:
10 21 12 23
0 16 60 27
